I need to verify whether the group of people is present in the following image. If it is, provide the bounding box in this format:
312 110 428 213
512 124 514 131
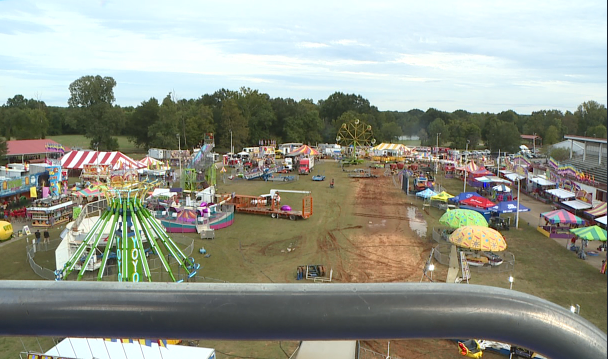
34 229 50 245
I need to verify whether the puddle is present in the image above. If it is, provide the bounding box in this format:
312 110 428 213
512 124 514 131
406 206 428 238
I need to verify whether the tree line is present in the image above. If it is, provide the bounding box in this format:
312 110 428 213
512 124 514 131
0 75 606 155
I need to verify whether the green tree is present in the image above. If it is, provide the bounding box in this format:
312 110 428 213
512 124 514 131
575 100 608 136
220 98 248 152
148 94 180 149
544 125 560 145
237 87 276 143
67 75 122 150
379 122 403 143
588 124 607 139
427 118 448 146
184 102 215 147
548 147 570 162
125 98 160 149
492 122 521 153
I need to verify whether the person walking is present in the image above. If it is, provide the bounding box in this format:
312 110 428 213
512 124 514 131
43 229 50 245
34 229 41 245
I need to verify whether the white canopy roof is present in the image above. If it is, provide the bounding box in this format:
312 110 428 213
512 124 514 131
562 200 593 210
546 188 575 200
505 173 526 182
596 216 607 225
530 177 556 186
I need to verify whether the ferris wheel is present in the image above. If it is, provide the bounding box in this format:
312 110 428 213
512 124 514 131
335 118 376 156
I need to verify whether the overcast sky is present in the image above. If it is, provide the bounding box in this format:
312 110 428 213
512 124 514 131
0 0 606 114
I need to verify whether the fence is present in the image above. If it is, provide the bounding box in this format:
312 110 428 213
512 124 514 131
26 231 197 281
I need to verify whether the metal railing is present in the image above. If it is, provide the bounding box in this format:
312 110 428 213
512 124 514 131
0 282 605 359
432 242 516 273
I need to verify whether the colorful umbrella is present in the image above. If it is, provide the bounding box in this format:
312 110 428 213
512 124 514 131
460 196 496 209
439 209 488 229
176 209 198 223
569 225 607 241
430 191 454 202
541 209 585 225
449 226 507 251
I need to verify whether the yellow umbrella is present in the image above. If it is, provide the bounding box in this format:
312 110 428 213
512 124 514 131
449 225 507 252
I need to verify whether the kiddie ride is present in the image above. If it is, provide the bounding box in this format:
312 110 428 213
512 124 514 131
228 189 313 220
55 182 200 283
458 339 545 358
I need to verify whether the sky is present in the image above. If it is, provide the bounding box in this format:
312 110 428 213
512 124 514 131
0 0 606 114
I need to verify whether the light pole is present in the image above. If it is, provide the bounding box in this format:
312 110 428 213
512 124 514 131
515 177 521 228
435 133 441 175
230 129 233 154
508 275 514 290
463 140 470 192
176 134 182 187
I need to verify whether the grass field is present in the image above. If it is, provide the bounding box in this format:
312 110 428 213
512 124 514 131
0 160 605 359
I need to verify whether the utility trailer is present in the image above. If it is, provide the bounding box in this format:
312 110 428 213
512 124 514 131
228 189 312 220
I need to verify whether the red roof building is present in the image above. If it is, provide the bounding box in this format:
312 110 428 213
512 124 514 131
6 139 70 156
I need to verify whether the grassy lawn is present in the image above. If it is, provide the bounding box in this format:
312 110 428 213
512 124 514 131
48 135 146 158
0 160 605 358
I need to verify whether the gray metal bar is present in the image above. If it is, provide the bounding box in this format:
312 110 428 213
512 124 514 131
0 281 605 359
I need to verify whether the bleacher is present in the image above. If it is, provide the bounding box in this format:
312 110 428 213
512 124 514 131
562 154 607 186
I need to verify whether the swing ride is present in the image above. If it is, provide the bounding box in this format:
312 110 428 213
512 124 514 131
55 181 199 282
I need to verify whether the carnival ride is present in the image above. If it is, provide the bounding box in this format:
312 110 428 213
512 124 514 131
55 181 200 282
336 118 375 165
229 189 313 220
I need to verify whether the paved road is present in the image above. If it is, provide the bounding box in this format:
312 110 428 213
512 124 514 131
516 193 606 271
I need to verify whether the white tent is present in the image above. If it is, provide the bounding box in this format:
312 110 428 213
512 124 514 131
45 338 215 359
596 216 607 226
562 200 593 210
546 188 576 200
530 177 556 186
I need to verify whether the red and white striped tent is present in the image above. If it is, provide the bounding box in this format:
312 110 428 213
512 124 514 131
61 151 144 170
137 156 165 169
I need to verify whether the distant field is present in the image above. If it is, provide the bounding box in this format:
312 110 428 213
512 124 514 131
48 135 146 158
395 139 421 146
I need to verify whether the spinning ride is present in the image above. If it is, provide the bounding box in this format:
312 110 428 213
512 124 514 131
55 181 199 282
336 118 375 165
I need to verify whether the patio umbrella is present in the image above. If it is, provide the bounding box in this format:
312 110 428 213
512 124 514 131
176 209 198 223
541 209 585 225
439 209 488 229
569 225 607 241
449 225 507 252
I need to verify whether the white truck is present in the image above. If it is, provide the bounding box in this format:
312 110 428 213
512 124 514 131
284 157 293 171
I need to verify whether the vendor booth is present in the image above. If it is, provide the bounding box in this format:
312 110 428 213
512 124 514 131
537 209 585 240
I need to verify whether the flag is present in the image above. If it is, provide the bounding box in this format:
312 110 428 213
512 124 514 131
158 339 167 347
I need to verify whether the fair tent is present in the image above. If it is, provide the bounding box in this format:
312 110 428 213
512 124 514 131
505 173 526 182
61 150 144 170
416 188 438 199
585 202 607 217
595 216 607 226
546 188 575 200
562 200 593 210
530 177 556 186
430 191 454 202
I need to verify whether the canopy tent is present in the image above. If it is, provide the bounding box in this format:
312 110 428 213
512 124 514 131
285 145 320 157
585 202 607 217
464 161 479 172
416 188 438 199
569 225 607 241
430 191 454 202
546 188 575 200
595 216 607 226
475 176 509 184
541 209 585 225
489 201 531 214
61 150 144 170
469 168 493 176
138 156 164 169
372 143 408 153
492 184 511 192
72 186 104 197
504 173 526 182
449 192 483 203
562 200 593 211
530 177 556 186
461 196 496 209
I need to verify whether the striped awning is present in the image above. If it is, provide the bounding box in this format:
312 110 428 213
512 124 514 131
61 151 144 170
585 202 607 217
373 143 406 151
